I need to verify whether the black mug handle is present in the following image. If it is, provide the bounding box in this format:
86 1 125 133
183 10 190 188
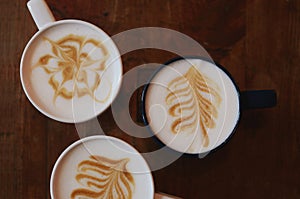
240 90 277 110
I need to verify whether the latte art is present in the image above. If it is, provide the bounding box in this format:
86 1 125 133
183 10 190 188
50 136 154 199
21 20 123 122
71 155 135 199
32 34 111 103
144 58 240 153
166 66 222 147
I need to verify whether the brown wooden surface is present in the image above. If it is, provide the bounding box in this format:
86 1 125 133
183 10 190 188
0 0 299 198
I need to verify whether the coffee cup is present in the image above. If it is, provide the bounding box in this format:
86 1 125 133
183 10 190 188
20 0 122 123
50 135 154 199
142 57 276 154
50 135 183 199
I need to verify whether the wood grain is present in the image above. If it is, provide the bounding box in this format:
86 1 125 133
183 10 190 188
0 0 299 198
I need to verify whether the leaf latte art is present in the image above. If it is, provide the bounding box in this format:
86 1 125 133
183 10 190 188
165 66 222 147
71 156 135 199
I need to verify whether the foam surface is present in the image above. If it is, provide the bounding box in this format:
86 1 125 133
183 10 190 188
51 136 154 199
145 59 240 154
21 21 122 122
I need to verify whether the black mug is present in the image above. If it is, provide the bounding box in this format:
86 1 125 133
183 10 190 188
141 57 276 154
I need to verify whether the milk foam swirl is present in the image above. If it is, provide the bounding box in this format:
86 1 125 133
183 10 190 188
32 34 111 103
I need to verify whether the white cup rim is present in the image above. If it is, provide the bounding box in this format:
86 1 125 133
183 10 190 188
20 19 123 123
50 135 154 199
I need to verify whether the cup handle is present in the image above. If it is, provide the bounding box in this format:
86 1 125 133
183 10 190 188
154 192 183 199
240 90 277 110
27 0 55 30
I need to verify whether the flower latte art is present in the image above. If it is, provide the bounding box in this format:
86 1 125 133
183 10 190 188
32 34 111 103
71 156 135 199
21 21 123 122
166 66 222 147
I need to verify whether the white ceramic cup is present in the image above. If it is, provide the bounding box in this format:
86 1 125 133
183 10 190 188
50 135 182 199
20 0 123 123
50 135 153 199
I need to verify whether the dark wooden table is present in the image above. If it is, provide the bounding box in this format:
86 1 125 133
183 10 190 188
1 0 299 198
